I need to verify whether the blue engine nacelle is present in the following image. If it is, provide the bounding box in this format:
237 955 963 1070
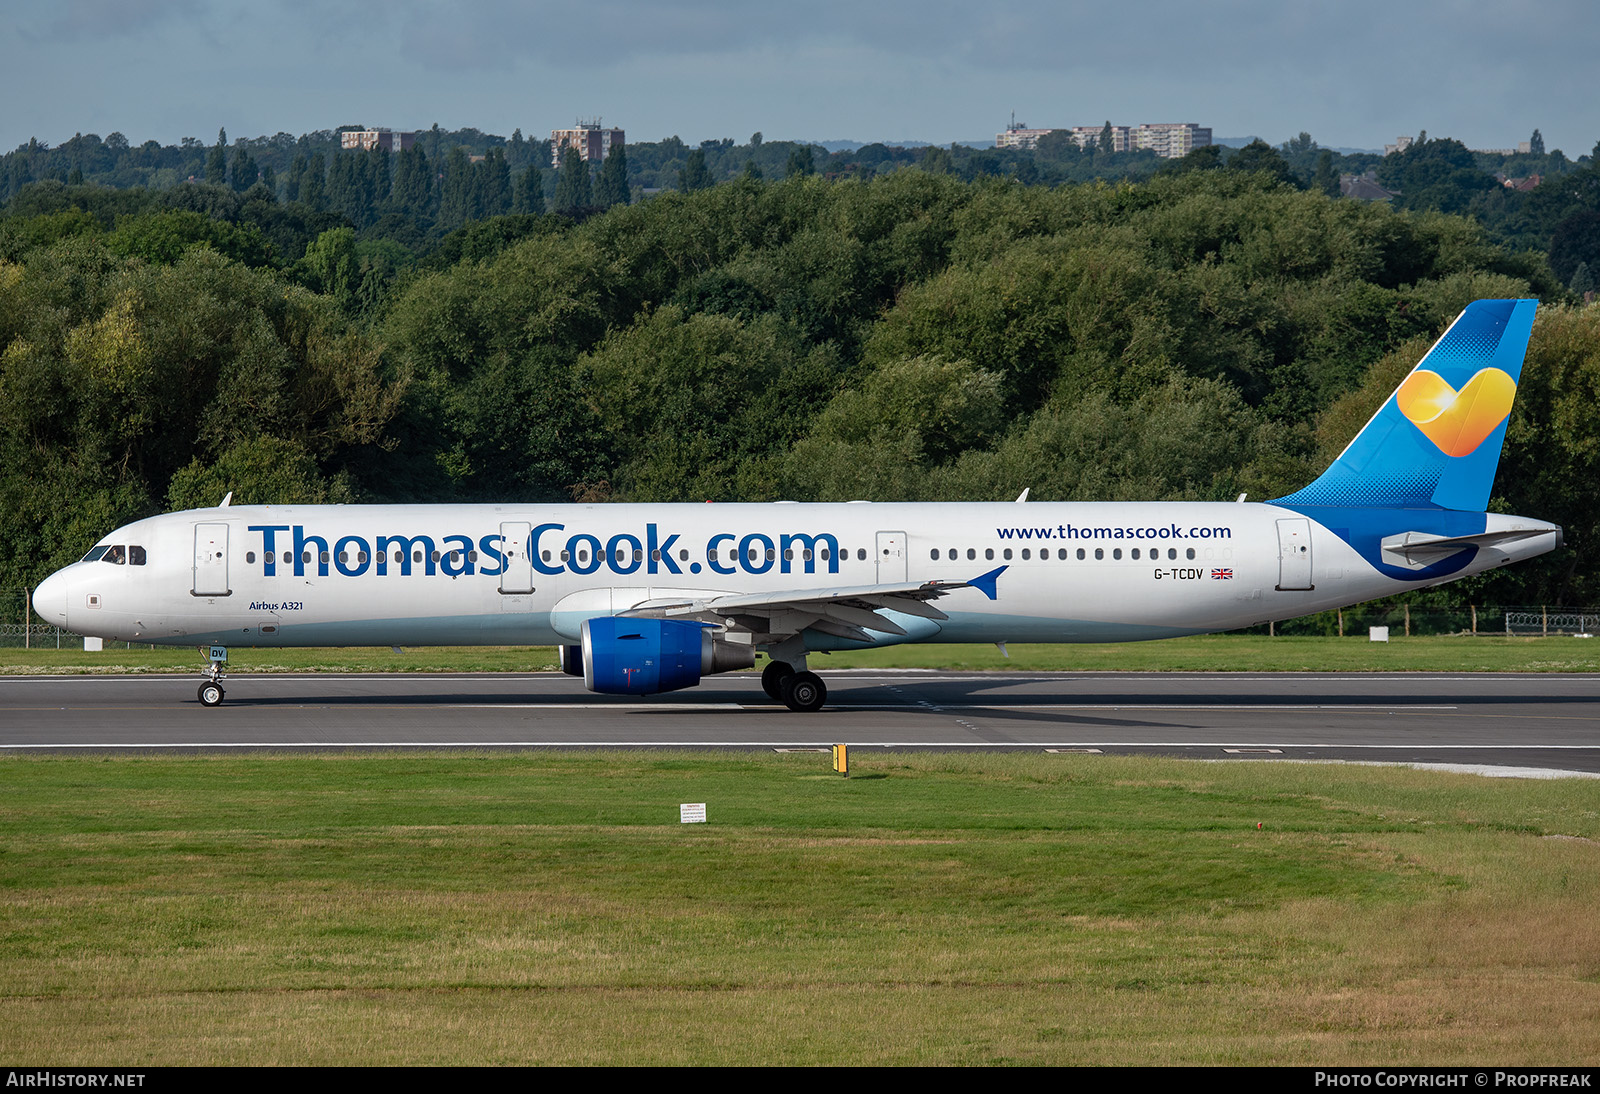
581 617 755 695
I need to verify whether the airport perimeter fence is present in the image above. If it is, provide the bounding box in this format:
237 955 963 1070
2 586 1596 649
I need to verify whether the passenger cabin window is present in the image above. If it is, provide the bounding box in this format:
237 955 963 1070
1186 548 1195 559
1077 548 1086 560
247 551 257 564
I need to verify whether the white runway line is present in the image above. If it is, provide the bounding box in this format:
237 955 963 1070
7 741 1600 750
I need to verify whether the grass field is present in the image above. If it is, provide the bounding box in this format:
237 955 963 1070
2 750 1598 1065
2 633 1599 675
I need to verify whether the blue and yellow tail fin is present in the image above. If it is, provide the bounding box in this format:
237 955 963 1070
1272 299 1537 512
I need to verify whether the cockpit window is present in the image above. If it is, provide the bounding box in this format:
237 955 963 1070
103 545 127 565
82 545 109 562
129 545 146 566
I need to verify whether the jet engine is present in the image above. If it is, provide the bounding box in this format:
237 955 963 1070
581 617 754 695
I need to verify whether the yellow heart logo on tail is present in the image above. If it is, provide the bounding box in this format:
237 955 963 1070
1395 368 1517 457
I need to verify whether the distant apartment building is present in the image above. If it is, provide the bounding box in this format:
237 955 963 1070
340 129 417 153
1476 142 1535 156
1070 125 1131 153
993 119 1210 158
1131 123 1211 158
551 120 624 168
995 121 1055 150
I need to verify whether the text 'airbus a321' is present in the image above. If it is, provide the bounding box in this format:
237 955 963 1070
32 299 1561 711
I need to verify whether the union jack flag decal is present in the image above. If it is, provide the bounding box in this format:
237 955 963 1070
1211 568 1234 580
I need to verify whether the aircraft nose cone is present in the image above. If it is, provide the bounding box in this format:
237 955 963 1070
32 571 69 628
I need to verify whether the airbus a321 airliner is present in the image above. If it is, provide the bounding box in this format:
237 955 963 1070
31 299 1561 711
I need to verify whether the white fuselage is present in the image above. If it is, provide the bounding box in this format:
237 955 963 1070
31 500 1561 650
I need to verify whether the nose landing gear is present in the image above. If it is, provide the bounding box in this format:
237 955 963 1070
197 646 227 706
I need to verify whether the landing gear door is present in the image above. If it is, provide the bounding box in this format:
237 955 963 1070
499 521 534 594
875 530 907 583
1275 518 1314 591
193 523 231 596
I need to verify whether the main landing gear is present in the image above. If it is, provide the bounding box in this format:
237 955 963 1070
761 660 827 713
197 646 227 707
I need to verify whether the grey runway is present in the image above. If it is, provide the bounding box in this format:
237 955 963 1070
3 670 1599 774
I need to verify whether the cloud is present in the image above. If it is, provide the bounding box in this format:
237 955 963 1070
18 0 206 43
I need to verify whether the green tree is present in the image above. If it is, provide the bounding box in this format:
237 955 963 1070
919 145 953 174
785 146 814 178
1160 144 1222 174
513 166 545 215
1312 149 1339 197
480 148 512 217
679 149 712 191
1034 130 1079 164
582 307 834 500
105 209 273 267
438 147 474 228
1227 139 1297 186
297 226 360 309
1098 122 1114 156
229 147 255 192
1549 211 1600 283
392 145 434 217
167 434 351 508
1530 128 1545 156
299 152 326 210
552 147 592 211
597 145 629 207
782 354 1004 500
205 128 227 185
1570 261 1595 296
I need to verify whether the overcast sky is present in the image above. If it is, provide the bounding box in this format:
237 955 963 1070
4 0 1594 156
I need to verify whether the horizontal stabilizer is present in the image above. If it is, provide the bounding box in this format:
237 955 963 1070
1380 526 1558 568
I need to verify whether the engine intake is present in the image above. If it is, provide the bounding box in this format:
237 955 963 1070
581 617 754 695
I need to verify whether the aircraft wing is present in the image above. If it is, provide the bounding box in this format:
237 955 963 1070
620 566 1007 643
